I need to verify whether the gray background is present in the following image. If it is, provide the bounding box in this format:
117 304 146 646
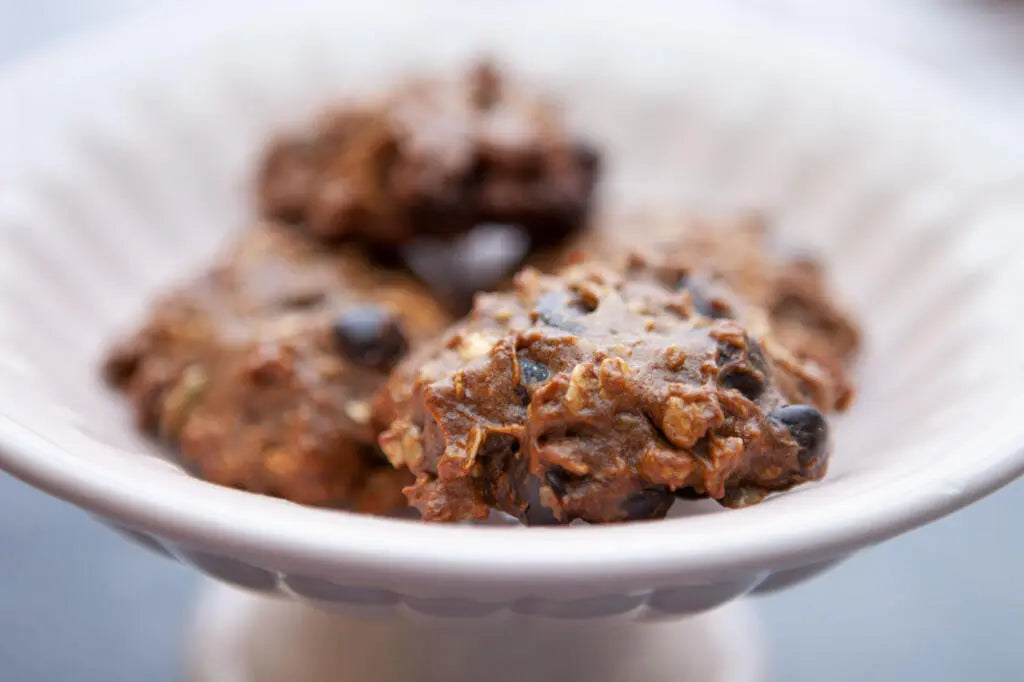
1 2 1022 680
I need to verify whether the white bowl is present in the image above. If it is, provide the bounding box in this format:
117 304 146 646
1 1 1023 621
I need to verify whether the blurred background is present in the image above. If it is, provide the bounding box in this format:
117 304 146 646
1 1 1022 681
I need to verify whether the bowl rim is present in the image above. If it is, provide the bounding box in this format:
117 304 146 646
1 0 1023 592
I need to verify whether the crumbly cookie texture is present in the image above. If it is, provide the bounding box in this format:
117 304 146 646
377 257 844 524
258 62 599 249
565 213 860 411
104 222 450 512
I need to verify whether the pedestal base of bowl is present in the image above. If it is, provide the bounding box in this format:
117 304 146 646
186 581 766 682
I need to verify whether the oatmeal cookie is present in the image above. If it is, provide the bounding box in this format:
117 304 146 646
104 222 450 512
377 258 839 523
258 63 599 250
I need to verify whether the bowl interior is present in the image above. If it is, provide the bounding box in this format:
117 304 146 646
1 2 1023 595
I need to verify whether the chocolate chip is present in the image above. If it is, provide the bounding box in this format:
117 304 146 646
717 340 769 400
716 342 739 366
520 359 550 385
102 342 141 387
331 305 408 370
748 342 770 375
524 502 560 525
515 358 549 406
769 405 829 472
544 466 570 498
535 291 585 333
521 473 562 526
621 486 674 520
677 277 732 319
719 367 765 400
674 487 708 500
518 466 580 524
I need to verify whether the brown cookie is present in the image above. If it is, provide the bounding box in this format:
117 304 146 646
377 257 844 524
258 62 600 250
557 213 859 410
104 222 450 512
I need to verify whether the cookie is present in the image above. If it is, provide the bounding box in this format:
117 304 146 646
258 62 600 250
377 257 843 524
563 213 859 410
104 222 450 512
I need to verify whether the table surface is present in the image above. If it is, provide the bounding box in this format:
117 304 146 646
1 2 1022 681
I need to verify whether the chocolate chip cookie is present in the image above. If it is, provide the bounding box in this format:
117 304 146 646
104 222 450 512
377 257 843 524
569 213 860 411
258 62 600 249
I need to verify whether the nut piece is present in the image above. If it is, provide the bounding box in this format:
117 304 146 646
332 305 409 371
344 400 372 425
158 364 208 438
458 333 495 360
379 420 425 470
660 393 722 449
598 357 631 394
565 364 600 413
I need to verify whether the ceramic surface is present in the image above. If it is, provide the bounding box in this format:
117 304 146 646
185 582 766 682
1 1 1022 620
